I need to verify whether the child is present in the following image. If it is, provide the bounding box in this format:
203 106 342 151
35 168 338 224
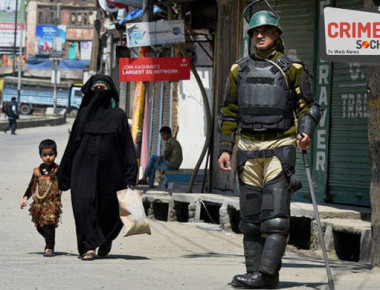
20 139 62 257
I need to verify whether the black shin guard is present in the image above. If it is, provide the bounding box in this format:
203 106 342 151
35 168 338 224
259 233 287 275
244 233 264 273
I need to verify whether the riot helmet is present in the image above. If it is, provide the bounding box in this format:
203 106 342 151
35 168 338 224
247 10 282 37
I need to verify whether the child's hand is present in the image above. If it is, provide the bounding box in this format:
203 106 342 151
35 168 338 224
20 198 28 209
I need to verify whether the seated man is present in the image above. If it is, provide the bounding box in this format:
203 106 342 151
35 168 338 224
139 126 183 188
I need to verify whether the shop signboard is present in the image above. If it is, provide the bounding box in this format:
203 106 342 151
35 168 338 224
0 0 26 53
126 20 185 48
119 57 191 82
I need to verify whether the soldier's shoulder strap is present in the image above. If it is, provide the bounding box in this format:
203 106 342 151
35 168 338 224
271 55 305 74
235 55 254 73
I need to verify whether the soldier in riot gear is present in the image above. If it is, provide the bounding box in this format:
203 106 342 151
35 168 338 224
218 9 320 289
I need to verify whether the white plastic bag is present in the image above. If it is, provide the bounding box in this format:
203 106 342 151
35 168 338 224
117 188 151 237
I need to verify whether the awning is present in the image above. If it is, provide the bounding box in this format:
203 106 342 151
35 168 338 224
119 5 162 26
26 55 90 70
111 0 143 8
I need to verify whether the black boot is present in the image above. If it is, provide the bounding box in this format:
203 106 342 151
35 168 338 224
230 271 279 289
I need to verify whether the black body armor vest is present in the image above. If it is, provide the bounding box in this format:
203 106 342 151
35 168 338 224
237 56 296 131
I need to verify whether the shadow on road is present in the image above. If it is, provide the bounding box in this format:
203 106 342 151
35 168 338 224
28 251 78 257
28 252 150 260
181 251 243 259
279 281 323 289
100 254 150 260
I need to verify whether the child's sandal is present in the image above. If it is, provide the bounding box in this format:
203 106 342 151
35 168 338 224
81 250 96 261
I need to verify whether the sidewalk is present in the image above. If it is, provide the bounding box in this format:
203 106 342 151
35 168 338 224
0 113 66 131
140 187 372 264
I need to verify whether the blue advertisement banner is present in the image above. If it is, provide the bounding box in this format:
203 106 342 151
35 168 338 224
35 25 56 57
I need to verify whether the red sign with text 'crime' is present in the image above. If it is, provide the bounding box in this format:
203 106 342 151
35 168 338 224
119 57 191 82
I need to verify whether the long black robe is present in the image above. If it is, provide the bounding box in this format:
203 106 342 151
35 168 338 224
58 75 138 255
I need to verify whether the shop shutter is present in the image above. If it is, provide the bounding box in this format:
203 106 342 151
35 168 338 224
327 0 370 206
151 83 160 156
149 81 172 156
162 81 172 129
268 0 317 202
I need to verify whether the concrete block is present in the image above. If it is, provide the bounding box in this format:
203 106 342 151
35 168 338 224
318 218 371 262
291 202 367 220
219 202 231 230
168 199 176 221
360 229 372 263
324 224 334 252
194 200 201 222
171 193 203 204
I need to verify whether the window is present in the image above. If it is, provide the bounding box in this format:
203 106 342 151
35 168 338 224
74 90 82 97
37 6 57 24
70 11 93 27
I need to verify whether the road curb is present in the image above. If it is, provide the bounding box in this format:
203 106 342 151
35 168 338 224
0 115 66 131
141 189 372 265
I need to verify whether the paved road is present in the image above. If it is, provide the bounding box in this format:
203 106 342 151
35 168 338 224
1 122 379 289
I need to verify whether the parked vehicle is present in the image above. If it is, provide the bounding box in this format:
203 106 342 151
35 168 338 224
2 77 82 117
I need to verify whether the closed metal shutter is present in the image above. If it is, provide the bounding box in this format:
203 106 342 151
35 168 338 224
149 81 172 156
268 0 317 202
162 81 171 129
327 0 370 206
151 83 160 156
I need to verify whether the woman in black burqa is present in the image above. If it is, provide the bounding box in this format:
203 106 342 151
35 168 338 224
58 74 138 260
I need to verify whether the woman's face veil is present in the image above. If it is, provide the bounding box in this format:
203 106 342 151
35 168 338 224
80 74 119 109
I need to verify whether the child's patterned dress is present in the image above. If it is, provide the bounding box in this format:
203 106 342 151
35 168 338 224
29 165 62 227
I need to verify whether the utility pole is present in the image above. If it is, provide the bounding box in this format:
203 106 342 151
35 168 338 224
17 1 25 105
105 34 113 75
90 1 101 75
142 0 153 22
52 3 61 115
12 0 19 76
131 0 153 168
53 59 58 114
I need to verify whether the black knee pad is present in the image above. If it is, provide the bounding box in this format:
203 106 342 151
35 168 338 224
261 217 290 235
239 218 261 234
239 182 262 219
261 174 290 220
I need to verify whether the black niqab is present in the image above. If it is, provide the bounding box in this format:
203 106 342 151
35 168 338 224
76 74 120 133
80 74 119 108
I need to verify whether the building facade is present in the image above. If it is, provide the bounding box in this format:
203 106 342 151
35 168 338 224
24 0 97 81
